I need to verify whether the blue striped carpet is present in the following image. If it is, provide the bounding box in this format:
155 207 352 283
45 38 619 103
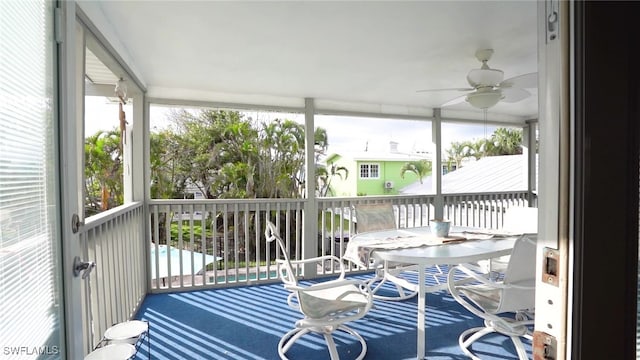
134 271 531 359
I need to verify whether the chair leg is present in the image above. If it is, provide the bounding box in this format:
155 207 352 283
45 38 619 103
459 326 495 360
459 325 531 360
335 325 367 360
278 328 310 358
278 325 367 360
324 333 340 360
511 335 530 360
368 271 418 301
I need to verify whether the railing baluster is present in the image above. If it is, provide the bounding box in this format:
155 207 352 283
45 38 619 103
188 203 195 287
233 203 239 283
199 203 206 286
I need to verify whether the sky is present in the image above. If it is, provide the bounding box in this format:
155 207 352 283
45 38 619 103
85 96 132 136
85 97 497 155
315 114 496 156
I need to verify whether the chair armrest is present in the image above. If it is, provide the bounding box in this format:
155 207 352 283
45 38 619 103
288 255 346 277
449 264 536 292
285 278 370 293
448 263 507 288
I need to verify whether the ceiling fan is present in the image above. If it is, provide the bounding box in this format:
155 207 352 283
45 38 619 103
418 49 537 110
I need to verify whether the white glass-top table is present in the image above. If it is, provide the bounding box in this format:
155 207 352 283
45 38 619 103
345 226 520 359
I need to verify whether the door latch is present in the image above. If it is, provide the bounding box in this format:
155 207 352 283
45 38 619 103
73 256 96 279
533 331 557 359
542 247 559 287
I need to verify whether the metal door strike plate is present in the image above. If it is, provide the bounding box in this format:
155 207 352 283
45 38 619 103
533 331 557 360
542 247 559 287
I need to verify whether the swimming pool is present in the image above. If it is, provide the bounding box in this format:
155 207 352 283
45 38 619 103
150 245 221 279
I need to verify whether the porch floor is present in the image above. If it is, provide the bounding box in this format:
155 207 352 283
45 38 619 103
133 272 531 359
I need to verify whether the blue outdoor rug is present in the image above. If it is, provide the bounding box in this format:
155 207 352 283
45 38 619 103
134 271 531 359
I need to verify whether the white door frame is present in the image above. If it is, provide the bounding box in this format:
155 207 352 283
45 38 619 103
58 1 86 357
534 1 571 359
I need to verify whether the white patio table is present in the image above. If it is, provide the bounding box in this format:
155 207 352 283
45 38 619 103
344 226 520 360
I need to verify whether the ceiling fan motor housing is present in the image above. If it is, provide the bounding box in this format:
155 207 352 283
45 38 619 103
467 68 504 87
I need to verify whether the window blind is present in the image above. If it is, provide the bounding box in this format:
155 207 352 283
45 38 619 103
0 0 62 357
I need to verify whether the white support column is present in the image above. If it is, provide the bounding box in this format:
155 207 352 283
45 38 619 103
432 108 444 220
123 100 133 203
303 98 319 276
523 120 538 206
130 92 145 202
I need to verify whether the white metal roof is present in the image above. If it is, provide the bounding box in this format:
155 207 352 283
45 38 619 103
400 154 532 194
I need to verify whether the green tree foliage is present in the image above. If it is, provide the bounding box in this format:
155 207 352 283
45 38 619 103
317 154 349 196
444 127 523 171
157 110 315 200
487 127 523 156
400 159 432 184
445 140 477 169
150 130 186 199
84 128 123 216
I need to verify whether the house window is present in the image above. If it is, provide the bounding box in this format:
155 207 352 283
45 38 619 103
360 163 380 179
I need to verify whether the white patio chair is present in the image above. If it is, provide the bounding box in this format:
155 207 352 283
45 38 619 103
353 203 420 301
476 206 538 278
265 220 373 360
447 235 536 360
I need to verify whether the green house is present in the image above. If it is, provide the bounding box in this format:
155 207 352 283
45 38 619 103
324 142 431 196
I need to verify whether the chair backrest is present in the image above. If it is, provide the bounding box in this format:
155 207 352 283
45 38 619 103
354 203 397 233
503 207 538 234
264 220 297 287
499 235 537 312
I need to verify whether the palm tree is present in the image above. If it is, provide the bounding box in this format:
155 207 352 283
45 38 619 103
489 127 523 155
317 154 349 197
400 160 432 184
84 129 123 215
445 141 477 169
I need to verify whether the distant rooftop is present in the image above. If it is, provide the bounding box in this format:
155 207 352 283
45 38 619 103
400 154 535 194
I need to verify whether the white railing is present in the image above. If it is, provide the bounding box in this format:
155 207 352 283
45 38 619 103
80 202 146 353
148 198 305 292
147 191 535 292
443 191 534 229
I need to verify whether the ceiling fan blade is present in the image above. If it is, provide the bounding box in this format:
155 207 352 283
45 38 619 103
500 72 537 89
501 87 531 103
416 87 474 93
441 95 467 107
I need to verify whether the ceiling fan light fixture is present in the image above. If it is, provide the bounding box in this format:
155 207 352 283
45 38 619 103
466 91 503 109
467 68 504 87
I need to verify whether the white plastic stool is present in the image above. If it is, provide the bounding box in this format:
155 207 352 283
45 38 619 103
104 320 148 345
96 320 150 359
85 343 136 360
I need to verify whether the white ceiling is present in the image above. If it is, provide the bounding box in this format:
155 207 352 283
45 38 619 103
89 1 539 123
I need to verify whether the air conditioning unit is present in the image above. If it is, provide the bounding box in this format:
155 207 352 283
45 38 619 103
384 180 394 189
